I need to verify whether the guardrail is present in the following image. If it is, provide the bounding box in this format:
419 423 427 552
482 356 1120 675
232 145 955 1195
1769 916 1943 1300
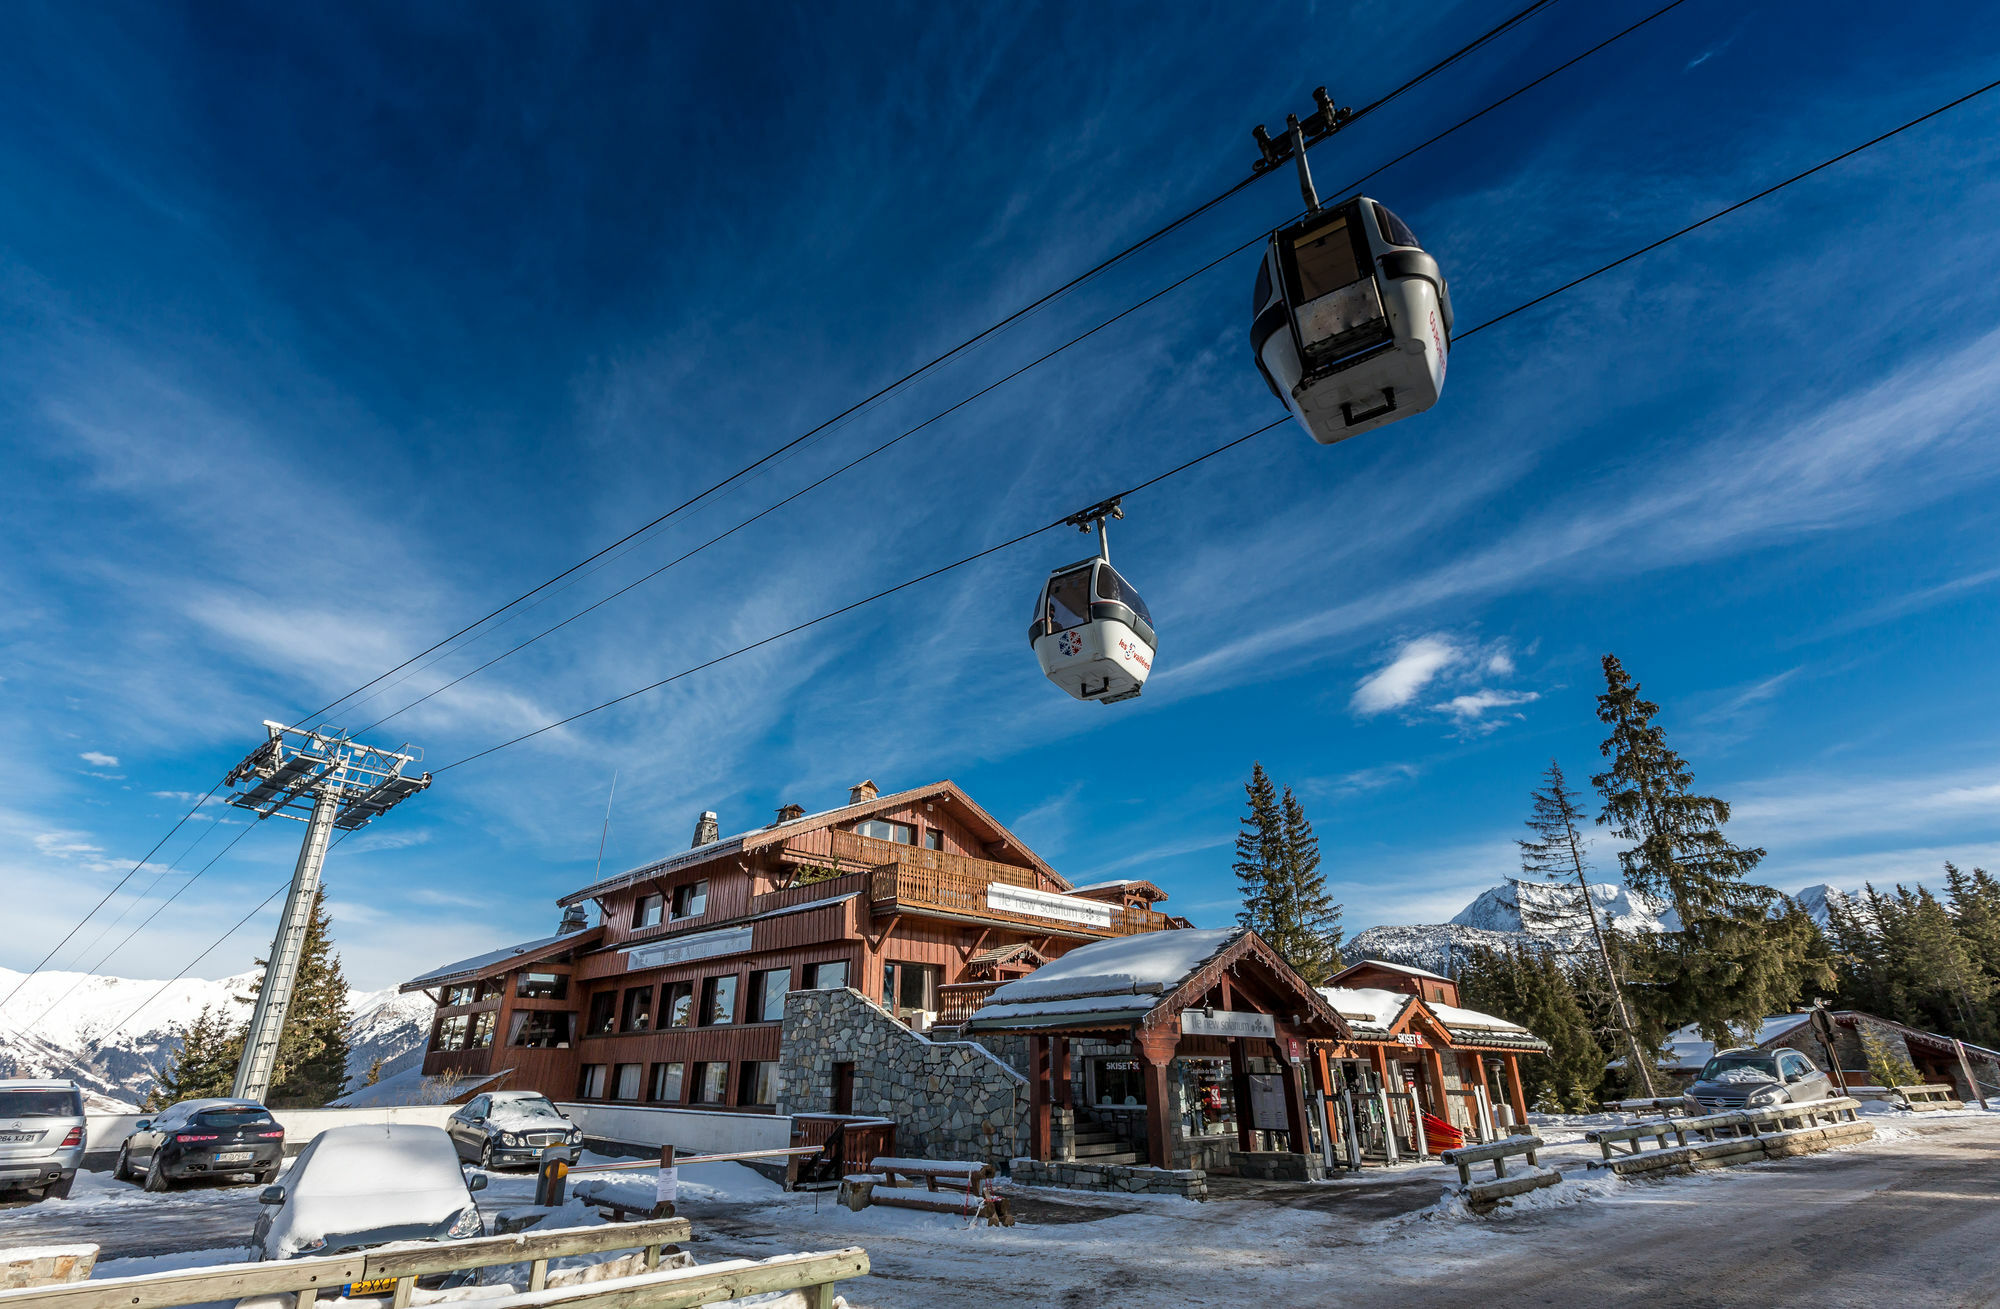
1610 1096 1689 1118
1585 1097 1871 1176
1891 1083 1963 1111
0 1218 693 1309
1438 1134 1559 1214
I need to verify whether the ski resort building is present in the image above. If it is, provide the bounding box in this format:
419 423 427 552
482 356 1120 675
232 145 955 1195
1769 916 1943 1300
399 780 1182 1118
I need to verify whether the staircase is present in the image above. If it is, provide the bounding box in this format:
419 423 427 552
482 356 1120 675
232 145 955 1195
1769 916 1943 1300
1072 1115 1145 1166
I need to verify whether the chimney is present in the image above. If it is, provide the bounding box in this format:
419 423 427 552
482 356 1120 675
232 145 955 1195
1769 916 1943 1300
849 779 879 806
691 811 719 848
775 803 807 824
558 903 588 934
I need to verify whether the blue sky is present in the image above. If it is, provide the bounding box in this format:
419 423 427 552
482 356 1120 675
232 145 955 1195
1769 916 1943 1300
5 1 2000 1000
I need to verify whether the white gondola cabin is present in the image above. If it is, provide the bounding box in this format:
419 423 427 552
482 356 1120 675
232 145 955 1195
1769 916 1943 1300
1251 195 1453 445
1029 553 1155 706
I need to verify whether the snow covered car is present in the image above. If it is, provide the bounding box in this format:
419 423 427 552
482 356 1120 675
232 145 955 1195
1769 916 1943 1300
1683 1047 1832 1115
252 1124 486 1266
0 1079 86 1201
446 1091 583 1170
116 1098 284 1191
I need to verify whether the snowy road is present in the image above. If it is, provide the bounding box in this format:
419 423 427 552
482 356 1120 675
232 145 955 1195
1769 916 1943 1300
4 1117 1995 1304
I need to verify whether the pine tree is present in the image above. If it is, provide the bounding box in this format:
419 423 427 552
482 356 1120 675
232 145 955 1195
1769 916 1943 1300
1233 763 1284 937
146 1005 241 1110
1945 864 2000 1042
364 1055 386 1087
1517 759 1655 1096
232 886 355 1108
1592 654 1785 1041
1459 946 1605 1112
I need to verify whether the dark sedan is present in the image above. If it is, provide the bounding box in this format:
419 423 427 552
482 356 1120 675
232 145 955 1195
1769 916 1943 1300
1683 1047 1833 1115
115 1098 284 1191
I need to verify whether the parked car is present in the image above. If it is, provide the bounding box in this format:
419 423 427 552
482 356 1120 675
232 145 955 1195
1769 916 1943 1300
446 1091 583 1170
252 1124 486 1268
0 1079 86 1201
1683 1047 1833 1115
116 1097 285 1191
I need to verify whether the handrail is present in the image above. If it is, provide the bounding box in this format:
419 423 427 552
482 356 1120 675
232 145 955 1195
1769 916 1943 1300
1438 1134 1557 1211
481 1248 871 1308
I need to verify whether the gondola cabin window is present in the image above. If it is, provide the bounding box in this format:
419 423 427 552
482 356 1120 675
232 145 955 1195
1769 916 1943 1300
1044 568 1091 629
855 819 915 844
1289 215 1365 303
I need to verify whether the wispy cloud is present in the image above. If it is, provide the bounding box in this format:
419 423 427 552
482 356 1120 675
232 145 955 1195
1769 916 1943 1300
80 751 119 767
1350 635 1460 714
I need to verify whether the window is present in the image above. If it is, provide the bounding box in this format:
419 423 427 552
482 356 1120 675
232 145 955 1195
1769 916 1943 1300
517 971 568 1001
1094 1058 1145 1108
469 1011 496 1048
439 1014 471 1049
650 1062 685 1103
479 978 505 1001
464 1096 491 1120
739 1061 779 1107
807 960 849 991
1093 564 1151 626
671 881 709 919
633 893 664 929
691 1062 730 1104
702 975 738 1026
1289 213 1365 302
621 986 655 1032
0 1089 83 1118
923 828 944 851
578 1064 607 1099
613 1063 644 1101
751 969 790 1023
509 1011 573 1048
445 983 479 1006
880 962 935 1015
192 1107 275 1129
1042 567 1091 630
1252 256 1272 313
587 991 618 1036
663 980 696 1028
1373 201 1420 249
855 819 915 845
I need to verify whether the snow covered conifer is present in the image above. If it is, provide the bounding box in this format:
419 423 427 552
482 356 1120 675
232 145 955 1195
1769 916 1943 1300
234 885 355 1107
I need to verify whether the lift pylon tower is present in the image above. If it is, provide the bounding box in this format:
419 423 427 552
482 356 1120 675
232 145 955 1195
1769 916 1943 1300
221 721 431 1102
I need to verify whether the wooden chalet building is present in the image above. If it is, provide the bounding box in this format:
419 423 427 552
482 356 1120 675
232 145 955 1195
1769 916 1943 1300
400 780 1182 1113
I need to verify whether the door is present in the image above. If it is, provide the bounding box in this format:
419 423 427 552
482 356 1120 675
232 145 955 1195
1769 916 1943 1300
451 1096 490 1158
832 1063 855 1115
132 1105 178 1169
1781 1051 1830 1103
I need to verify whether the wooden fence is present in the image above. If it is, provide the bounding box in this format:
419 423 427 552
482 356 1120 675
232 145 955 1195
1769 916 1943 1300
1585 1096 1872 1176
0 1220 869 1309
1438 1135 1559 1214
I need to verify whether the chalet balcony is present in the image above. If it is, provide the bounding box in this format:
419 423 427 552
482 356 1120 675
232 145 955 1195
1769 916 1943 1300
935 981 1003 1026
779 829 1170 939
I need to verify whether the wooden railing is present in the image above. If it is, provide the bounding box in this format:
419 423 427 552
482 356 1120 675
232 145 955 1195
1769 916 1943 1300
780 830 1044 887
935 981 1003 1025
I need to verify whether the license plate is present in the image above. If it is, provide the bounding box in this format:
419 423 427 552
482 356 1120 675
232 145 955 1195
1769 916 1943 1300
344 1279 398 1297
215 1151 253 1163
0 1133 36 1144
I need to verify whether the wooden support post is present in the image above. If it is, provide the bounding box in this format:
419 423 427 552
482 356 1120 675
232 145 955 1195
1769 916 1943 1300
1423 1046 1451 1126
1054 1035 1073 1110
653 1143 678 1219
1029 1036 1052 1161
1503 1054 1531 1127
1276 1040 1309 1155
1228 1037 1254 1152
1136 1027 1179 1171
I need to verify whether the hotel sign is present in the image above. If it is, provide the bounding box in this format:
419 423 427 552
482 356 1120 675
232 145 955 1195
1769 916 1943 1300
1181 1009 1277 1039
987 883 1113 929
626 924 753 971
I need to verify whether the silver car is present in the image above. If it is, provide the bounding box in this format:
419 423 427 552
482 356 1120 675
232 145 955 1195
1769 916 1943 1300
0 1079 86 1201
1683 1047 1833 1115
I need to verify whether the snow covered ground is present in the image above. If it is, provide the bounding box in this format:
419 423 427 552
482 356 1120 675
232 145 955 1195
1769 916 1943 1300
6 1113 1998 1306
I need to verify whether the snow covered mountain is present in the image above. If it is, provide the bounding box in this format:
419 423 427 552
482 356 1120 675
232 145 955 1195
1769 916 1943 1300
1349 876 1850 976
0 965 434 1109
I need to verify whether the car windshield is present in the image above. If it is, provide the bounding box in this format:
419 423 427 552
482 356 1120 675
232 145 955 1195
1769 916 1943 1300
492 1097 563 1122
1699 1053 1779 1083
193 1108 274 1128
0 1090 81 1117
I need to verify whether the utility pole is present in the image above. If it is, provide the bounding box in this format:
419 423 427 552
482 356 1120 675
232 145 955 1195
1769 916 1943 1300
222 721 430 1102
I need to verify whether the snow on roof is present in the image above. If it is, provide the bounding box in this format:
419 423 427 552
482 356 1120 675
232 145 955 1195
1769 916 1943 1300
404 929 589 989
966 928 1239 1028
1333 958 1453 983
1316 986 1410 1032
1429 1002 1527 1033
1068 879 1141 894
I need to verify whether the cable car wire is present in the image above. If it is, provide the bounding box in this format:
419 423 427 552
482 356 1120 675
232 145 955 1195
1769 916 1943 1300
286 2 1566 733
428 70 2000 777
354 1 1694 738
0 780 225 1018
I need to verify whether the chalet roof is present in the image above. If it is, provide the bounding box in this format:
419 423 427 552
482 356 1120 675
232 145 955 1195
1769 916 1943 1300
1429 1001 1550 1052
1068 878 1168 902
1327 958 1453 985
1316 986 1414 1036
557 779 1065 907
967 942 1050 971
963 927 1350 1040
400 927 597 993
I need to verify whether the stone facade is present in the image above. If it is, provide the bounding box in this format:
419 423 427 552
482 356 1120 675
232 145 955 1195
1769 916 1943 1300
1010 1157 1206 1198
778 987 1028 1168
1227 1150 1323 1181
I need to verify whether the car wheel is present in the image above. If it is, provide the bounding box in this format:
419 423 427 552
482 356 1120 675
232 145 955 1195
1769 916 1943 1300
42 1174 73 1201
479 1142 494 1170
114 1146 133 1183
143 1160 170 1193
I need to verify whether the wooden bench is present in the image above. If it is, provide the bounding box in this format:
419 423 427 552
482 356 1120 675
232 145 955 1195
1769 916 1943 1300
839 1158 1012 1226
1892 1083 1964 1111
1438 1134 1560 1214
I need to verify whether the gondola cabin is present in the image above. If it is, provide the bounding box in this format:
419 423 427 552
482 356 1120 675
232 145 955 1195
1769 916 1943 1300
1251 196 1452 445
1029 556 1155 705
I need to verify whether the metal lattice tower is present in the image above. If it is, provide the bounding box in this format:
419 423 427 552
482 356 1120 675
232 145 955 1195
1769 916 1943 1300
223 721 430 1102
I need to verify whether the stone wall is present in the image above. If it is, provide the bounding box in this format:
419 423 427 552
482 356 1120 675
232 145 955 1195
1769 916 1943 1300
1010 1157 1205 1199
777 987 1028 1168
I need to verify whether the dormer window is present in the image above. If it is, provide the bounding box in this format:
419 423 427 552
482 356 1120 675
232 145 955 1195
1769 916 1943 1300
856 819 915 845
